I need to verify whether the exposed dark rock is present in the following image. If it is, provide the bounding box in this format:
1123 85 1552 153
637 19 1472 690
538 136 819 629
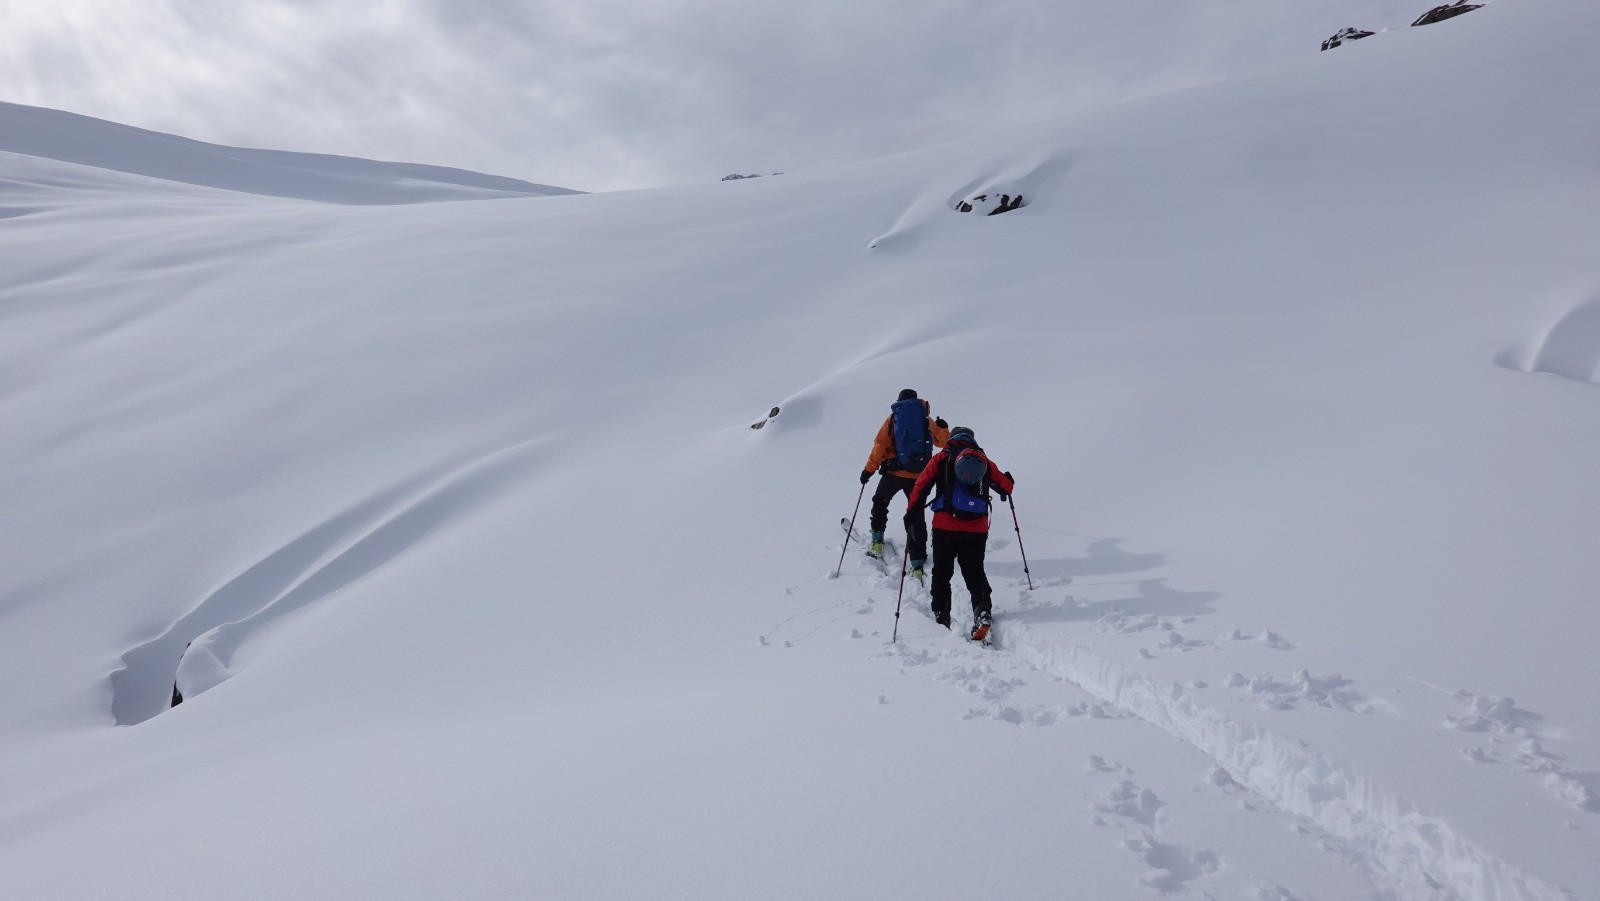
990 194 1024 215
955 192 1025 215
1321 27 1376 51
750 405 781 429
170 640 192 708
1412 1 1482 27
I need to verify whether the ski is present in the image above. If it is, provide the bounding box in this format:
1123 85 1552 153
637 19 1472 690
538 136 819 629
840 517 860 547
840 517 898 569
841 518 892 553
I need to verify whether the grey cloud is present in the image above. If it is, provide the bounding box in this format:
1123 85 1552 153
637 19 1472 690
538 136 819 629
2 0 1419 192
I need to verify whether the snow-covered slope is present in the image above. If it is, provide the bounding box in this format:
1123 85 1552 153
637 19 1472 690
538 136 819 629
3 2 1598 899
0 101 577 203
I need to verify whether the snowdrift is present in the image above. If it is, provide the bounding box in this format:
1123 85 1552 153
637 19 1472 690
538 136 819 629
2 2 1598 898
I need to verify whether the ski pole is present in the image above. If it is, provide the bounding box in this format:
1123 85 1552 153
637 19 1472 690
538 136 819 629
892 542 910 642
1007 494 1034 591
833 482 868 579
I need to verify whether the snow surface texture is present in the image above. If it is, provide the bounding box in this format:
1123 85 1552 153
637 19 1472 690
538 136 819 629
3 2 1600 898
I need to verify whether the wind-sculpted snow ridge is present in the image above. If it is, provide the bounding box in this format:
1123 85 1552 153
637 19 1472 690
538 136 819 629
1002 623 1575 900
1497 292 1600 386
864 146 1072 253
111 438 547 725
0 101 579 204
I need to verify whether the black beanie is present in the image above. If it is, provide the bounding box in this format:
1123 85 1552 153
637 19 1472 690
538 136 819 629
897 388 918 401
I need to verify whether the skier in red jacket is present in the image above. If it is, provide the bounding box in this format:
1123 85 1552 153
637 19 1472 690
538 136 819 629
907 427 1015 641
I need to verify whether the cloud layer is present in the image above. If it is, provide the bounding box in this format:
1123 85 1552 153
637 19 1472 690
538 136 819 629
2 0 1416 191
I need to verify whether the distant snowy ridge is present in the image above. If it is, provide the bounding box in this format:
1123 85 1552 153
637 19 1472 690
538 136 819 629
0 101 578 204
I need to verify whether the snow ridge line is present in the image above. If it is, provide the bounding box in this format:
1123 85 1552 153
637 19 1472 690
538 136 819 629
1002 624 1574 901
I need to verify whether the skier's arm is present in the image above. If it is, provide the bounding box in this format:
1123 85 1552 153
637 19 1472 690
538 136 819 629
908 455 941 508
987 461 1015 498
863 417 895 473
929 416 950 448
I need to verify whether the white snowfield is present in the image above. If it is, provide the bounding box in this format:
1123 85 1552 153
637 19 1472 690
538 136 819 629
2 2 1598 899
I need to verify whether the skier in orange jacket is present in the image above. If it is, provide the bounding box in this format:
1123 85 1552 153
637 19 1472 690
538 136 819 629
860 388 950 579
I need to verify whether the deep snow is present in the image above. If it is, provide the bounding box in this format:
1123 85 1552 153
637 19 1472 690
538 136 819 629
2 2 1599 898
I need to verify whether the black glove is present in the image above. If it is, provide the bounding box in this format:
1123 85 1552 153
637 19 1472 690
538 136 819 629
997 472 1013 501
935 417 948 429
860 470 873 485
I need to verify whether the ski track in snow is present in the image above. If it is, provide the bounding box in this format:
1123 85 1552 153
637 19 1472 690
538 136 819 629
1094 777 1165 827
1009 615 1570 897
1223 669 1398 716
1086 765 1229 894
776 527 1581 900
1443 688 1600 815
763 527 907 648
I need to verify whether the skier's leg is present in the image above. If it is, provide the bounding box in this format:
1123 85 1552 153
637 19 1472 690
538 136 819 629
868 473 897 536
929 528 956 625
956 532 993 620
900 482 928 564
896 476 934 560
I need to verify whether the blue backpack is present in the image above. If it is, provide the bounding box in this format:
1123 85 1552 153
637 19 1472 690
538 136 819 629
889 398 933 473
934 446 991 519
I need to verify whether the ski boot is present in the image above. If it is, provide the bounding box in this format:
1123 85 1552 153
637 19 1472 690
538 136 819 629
909 559 926 583
970 611 993 643
868 530 885 558
933 608 951 629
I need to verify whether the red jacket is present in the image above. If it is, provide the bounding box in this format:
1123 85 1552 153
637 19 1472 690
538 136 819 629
908 447 1014 533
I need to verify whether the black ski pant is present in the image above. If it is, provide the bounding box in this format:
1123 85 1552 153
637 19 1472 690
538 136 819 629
929 528 992 621
869 472 928 562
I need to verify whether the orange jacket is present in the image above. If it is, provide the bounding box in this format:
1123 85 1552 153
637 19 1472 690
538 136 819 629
864 401 951 478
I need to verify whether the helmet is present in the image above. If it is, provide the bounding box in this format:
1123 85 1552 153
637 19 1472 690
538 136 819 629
953 449 987 485
897 388 918 401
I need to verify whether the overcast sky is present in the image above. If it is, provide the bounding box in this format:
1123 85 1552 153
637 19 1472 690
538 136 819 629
2 0 1415 192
